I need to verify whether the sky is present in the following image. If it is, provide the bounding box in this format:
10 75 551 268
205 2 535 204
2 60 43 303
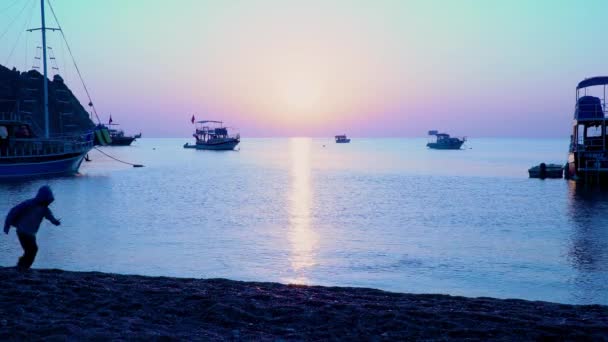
1 0 607 137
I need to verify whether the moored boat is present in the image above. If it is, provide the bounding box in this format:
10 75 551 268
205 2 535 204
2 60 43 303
108 124 140 146
0 112 93 178
335 135 351 143
427 130 466 150
183 120 240 150
566 76 608 183
528 163 564 179
0 1 94 178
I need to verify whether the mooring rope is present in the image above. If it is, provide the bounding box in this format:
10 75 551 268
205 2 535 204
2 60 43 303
93 147 144 168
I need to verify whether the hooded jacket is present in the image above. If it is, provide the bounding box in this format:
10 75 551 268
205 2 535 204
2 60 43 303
4 186 60 235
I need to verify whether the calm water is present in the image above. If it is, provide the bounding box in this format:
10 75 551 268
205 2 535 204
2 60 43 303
1 138 607 305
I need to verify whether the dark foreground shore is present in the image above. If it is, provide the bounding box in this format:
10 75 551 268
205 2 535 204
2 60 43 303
0 268 606 340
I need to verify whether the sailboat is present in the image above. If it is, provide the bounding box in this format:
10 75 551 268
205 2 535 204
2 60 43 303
0 0 94 178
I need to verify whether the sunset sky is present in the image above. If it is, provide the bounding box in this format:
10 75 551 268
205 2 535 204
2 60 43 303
2 0 608 137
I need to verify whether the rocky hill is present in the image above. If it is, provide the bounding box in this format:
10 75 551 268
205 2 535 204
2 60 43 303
0 64 95 135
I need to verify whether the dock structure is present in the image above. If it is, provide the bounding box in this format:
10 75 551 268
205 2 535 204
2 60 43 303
567 77 608 183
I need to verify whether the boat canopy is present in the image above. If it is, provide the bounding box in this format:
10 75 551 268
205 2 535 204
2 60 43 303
577 76 608 90
197 120 223 124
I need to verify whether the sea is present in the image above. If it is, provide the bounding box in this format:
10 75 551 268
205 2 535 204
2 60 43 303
1 138 607 305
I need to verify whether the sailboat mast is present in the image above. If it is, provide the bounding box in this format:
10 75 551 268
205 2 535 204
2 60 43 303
40 0 49 138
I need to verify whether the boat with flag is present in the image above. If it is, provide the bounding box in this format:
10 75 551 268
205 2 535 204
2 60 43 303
106 116 141 146
184 118 240 151
0 0 94 178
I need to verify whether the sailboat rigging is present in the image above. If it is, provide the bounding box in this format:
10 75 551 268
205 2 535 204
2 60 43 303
0 0 94 178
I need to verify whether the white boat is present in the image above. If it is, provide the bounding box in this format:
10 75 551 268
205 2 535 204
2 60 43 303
183 120 240 150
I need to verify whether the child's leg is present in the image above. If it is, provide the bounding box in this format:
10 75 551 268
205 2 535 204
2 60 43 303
16 232 38 270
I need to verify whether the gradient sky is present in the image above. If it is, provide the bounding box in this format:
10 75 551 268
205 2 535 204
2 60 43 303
1 0 608 137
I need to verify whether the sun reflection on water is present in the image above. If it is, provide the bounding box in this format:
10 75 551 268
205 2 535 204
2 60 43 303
286 138 318 284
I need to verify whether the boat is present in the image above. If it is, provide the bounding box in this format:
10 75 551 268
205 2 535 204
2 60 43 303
0 1 94 178
528 163 564 179
335 135 351 143
427 130 466 150
107 123 140 146
565 76 608 182
183 120 240 150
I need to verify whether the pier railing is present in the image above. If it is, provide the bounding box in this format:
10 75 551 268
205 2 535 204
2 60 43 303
0 133 94 159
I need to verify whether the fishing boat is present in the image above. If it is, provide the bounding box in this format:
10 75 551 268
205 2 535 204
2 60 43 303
0 1 93 178
335 135 351 143
108 124 140 146
427 130 466 150
183 120 240 150
566 76 608 182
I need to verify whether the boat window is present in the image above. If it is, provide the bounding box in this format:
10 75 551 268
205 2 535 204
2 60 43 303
586 125 602 137
0 126 7 139
577 124 585 144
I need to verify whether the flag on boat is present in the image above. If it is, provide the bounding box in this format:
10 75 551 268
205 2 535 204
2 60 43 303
109 115 113 125
191 115 195 124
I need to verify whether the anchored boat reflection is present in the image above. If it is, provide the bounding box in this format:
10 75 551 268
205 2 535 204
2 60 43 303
566 182 608 302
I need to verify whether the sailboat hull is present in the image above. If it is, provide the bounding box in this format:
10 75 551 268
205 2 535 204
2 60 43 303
0 153 88 178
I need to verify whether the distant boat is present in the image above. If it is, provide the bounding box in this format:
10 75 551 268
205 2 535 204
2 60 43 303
335 135 351 143
427 130 466 150
529 163 564 179
0 1 94 178
183 120 240 150
107 123 140 146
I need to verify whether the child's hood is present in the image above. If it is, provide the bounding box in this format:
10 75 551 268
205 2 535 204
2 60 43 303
34 186 54 204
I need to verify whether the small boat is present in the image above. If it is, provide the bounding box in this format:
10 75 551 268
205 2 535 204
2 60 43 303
183 120 240 150
335 135 351 143
427 130 466 150
529 163 564 179
108 124 140 146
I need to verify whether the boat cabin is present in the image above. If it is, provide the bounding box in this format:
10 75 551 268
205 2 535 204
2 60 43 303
193 120 239 143
567 76 608 181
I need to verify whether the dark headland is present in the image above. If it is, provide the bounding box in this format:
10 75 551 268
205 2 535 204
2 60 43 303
0 64 94 133
0 268 606 340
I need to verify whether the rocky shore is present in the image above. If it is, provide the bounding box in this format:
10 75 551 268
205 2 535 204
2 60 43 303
0 267 606 340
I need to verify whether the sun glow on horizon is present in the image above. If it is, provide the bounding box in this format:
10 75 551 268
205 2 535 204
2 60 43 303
14 0 605 137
